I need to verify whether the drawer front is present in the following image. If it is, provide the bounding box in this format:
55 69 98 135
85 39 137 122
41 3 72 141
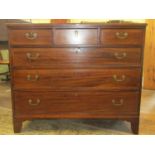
14 91 139 116
9 30 52 46
13 69 141 90
101 29 144 46
53 29 98 45
12 48 141 68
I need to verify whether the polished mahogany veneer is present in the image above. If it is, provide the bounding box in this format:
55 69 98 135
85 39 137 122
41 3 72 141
8 23 146 134
14 91 139 117
9 29 52 46
100 29 144 46
13 69 141 90
12 48 141 68
54 29 98 45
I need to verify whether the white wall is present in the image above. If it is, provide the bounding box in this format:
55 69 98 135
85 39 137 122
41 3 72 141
31 19 146 23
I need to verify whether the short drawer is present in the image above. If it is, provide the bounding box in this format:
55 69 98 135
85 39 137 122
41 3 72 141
9 29 52 46
14 91 139 117
11 48 141 68
101 29 144 46
53 28 98 45
13 69 141 90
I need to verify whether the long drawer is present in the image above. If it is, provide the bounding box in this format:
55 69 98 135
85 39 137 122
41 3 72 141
13 69 141 90
14 91 139 117
11 48 142 68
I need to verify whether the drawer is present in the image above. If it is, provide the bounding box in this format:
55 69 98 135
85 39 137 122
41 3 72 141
13 69 141 90
14 91 139 117
101 29 144 46
9 29 52 46
12 48 141 68
53 29 98 45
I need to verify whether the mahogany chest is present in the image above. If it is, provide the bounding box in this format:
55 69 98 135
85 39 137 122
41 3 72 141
8 23 146 134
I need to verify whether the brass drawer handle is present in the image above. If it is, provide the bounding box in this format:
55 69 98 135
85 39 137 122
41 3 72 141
112 99 124 106
28 99 40 106
26 53 40 61
114 52 127 59
115 32 128 39
25 32 38 40
113 75 126 82
27 74 39 81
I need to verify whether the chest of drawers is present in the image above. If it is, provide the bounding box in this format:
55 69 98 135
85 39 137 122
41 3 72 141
8 23 146 134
